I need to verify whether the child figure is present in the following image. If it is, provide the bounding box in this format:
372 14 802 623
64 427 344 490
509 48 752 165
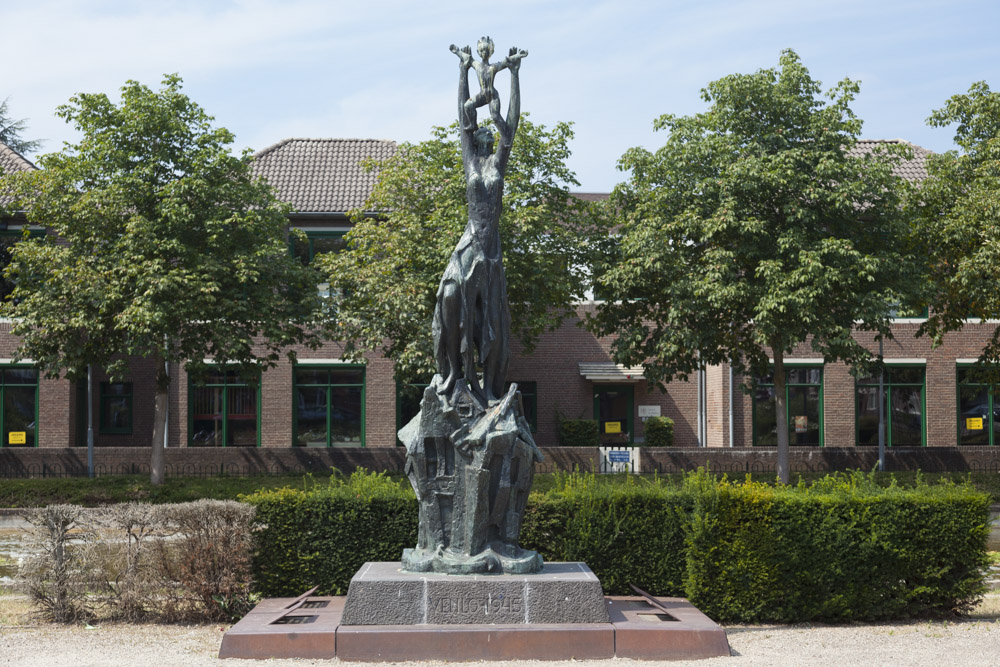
450 37 528 132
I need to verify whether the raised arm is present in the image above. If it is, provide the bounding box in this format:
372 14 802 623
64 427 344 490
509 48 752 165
450 44 477 163
491 47 527 171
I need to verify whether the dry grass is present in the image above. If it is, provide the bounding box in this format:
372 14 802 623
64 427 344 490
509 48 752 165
967 591 1000 620
0 590 33 626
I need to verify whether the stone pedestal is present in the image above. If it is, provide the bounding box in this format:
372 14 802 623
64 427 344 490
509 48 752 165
340 561 610 625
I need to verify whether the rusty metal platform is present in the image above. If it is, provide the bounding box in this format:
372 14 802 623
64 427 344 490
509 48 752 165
219 595 730 661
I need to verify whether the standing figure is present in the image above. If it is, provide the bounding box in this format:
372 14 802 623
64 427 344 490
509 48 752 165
433 39 527 405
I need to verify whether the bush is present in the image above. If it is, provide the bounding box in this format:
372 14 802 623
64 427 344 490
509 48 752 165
521 473 690 595
238 468 988 623
158 500 257 621
17 501 258 623
642 417 674 446
684 471 991 622
17 505 95 623
243 470 417 596
558 419 599 446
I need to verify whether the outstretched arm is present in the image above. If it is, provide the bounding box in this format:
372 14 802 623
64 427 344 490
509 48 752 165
450 44 476 162
492 47 527 170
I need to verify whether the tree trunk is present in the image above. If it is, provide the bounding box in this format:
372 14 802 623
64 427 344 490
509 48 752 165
773 346 790 484
150 354 169 486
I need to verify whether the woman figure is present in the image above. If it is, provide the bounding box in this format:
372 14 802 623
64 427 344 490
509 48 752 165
434 39 527 404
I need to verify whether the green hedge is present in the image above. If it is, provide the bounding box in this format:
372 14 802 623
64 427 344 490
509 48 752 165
558 419 599 446
684 472 990 622
244 469 990 622
521 474 691 595
243 470 417 596
642 416 674 446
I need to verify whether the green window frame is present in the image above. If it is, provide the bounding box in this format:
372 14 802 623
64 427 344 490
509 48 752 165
294 365 365 447
505 381 537 433
957 365 999 446
290 230 348 265
0 366 39 447
855 366 926 447
753 366 824 447
188 368 261 447
99 382 133 434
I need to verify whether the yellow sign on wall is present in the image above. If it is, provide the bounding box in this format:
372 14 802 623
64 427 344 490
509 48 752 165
8 432 26 445
966 417 984 431
605 421 622 434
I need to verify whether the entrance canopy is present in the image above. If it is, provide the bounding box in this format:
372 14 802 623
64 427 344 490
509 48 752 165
578 363 646 382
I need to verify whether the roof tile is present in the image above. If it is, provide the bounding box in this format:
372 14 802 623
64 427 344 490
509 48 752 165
251 138 396 214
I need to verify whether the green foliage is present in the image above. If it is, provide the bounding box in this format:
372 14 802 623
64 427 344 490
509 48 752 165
0 74 323 386
320 118 611 384
557 418 599 446
239 468 989 621
521 473 691 595
684 470 990 622
589 50 914 481
642 416 674 446
909 82 1000 371
0 96 41 155
243 469 417 596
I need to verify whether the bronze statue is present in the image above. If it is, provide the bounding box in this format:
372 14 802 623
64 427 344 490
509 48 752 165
398 37 543 575
434 37 527 405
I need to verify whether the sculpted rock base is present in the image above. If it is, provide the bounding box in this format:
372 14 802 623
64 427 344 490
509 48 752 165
398 375 544 575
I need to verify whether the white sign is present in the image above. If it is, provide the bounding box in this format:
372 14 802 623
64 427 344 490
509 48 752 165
599 447 639 474
638 405 661 422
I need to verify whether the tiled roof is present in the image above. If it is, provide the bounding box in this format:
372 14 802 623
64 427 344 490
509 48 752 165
848 139 932 182
251 138 397 214
0 141 37 175
0 141 37 208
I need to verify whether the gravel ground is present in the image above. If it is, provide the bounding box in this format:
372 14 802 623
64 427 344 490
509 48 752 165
1 596 999 667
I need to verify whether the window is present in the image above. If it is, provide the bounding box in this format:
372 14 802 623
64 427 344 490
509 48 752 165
290 231 347 266
99 382 132 434
957 366 1000 446
856 367 925 447
0 366 38 447
753 367 823 446
189 368 260 447
505 381 537 432
294 366 365 447
396 377 432 446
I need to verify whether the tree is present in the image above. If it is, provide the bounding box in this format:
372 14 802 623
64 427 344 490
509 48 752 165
0 97 42 155
589 50 913 482
909 82 1000 369
320 118 609 385
0 75 323 484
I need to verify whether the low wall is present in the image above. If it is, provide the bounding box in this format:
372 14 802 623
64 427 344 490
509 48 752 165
1 446 1000 478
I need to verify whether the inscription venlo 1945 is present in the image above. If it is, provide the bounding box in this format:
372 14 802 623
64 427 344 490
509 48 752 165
430 594 524 615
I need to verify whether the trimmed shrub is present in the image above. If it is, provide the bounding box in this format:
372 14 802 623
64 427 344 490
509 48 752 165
684 471 991 622
244 470 417 597
521 473 690 595
158 500 257 621
558 419 600 446
643 417 674 446
17 505 96 623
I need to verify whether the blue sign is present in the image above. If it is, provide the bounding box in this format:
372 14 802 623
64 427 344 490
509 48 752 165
608 450 631 463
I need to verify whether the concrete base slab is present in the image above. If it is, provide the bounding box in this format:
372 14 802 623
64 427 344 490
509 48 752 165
337 623 615 662
609 596 732 661
341 561 610 625
220 594 730 661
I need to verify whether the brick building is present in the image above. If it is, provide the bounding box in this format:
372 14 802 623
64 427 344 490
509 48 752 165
0 136 996 455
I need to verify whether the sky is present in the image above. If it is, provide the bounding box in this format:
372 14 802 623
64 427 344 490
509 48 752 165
2 0 999 192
